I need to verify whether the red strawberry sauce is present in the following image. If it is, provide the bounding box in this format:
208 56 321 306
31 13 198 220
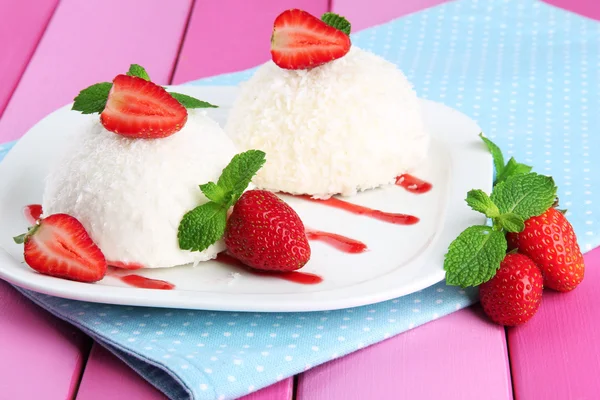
23 204 43 224
299 196 419 225
395 174 432 194
107 267 175 290
119 274 175 290
215 252 323 285
108 261 145 270
305 229 367 253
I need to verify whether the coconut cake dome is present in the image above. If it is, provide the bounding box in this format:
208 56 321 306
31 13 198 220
42 111 237 268
225 45 429 199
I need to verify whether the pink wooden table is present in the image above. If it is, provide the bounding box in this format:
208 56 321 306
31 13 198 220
0 0 599 399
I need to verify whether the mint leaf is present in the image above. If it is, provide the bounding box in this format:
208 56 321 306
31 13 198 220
126 64 150 81
321 12 351 35
497 213 525 233
199 182 229 204
72 82 112 114
217 150 266 206
466 189 500 218
479 133 504 180
178 202 227 252
495 157 532 184
169 92 218 109
444 225 507 287
490 173 557 220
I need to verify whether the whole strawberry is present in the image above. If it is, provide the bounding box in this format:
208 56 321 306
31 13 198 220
507 207 584 292
224 190 311 271
479 253 543 326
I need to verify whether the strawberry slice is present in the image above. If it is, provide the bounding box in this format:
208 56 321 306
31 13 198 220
270 9 351 70
100 75 187 138
17 214 107 283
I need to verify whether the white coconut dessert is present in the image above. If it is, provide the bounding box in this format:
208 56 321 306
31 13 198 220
225 46 429 199
42 111 237 268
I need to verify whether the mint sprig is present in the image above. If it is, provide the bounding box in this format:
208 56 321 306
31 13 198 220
71 64 218 115
444 135 558 287
178 150 267 252
72 82 112 114
321 13 351 35
169 92 218 109
126 64 151 81
445 226 507 287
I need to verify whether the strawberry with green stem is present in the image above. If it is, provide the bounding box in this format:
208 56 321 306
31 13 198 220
177 150 312 272
444 134 560 325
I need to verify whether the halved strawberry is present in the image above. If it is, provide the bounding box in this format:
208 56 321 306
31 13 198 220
100 75 187 138
15 214 107 283
270 9 351 70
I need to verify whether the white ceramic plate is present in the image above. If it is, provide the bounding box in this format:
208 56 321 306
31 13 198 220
0 86 491 312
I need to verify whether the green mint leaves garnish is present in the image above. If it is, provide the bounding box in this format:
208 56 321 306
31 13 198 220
479 133 533 185
444 226 507 287
444 134 558 288
169 92 218 109
178 202 228 252
321 12 351 35
72 82 112 114
178 150 267 252
490 173 557 219
126 64 151 81
466 189 499 218
71 64 217 115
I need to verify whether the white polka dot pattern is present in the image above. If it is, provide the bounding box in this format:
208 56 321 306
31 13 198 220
1 1 598 399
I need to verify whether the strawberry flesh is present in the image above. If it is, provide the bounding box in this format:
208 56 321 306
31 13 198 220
224 190 311 272
23 214 107 283
479 253 543 326
508 207 584 292
100 75 187 138
271 9 351 70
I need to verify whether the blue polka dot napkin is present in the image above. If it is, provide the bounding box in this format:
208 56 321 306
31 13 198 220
1 1 598 399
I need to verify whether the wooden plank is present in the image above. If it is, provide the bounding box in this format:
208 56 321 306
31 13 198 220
0 0 58 118
76 344 167 400
542 0 600 20
508 246 600 399
0 0 193 143
172 0 329 84
297 307 512 400
331 0 449 32
0 0 192 398
0 280 91 399
77 343 293 400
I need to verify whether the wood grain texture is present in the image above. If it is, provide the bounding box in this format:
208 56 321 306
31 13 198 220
508 247 600 400
331 0 449 32
0 0 192 143
171 0 329 83
297 306 512 400
77 343 293 400
0 280 91 399
0 0 58 118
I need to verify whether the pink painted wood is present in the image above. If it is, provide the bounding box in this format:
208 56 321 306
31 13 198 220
0 280 91 399
297 306 512 400
508 247 600 400
172 0 329 83
77 343 293 400
0 0 58 118
543 0 600 20
77 344 167 400
0 0 192 143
